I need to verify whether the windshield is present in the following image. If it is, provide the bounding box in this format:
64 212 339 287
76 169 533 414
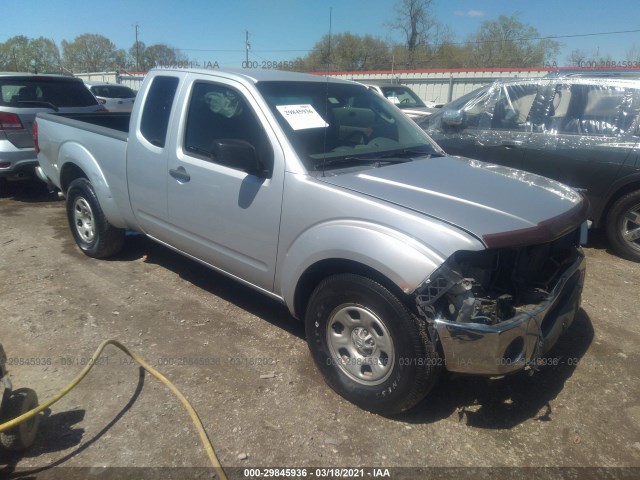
380 86 427 109
257 80 441 172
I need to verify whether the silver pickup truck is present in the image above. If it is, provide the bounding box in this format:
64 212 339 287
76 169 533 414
35 68 588 414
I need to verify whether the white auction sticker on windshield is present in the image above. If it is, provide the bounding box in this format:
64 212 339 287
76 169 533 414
276 104 328 130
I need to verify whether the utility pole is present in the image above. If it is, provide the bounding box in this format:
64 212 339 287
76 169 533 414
245 31 250 65
328 8 332 71
134 22 140 71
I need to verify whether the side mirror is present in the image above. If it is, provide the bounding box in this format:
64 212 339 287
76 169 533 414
211 139 262 176
442 109 464 127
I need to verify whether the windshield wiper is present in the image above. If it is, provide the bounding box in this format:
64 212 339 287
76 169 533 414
379 148 443 159
16 100 59 112
315 156 412 170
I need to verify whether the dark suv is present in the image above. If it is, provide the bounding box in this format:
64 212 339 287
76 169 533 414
0 73 103 192
420 75 640 261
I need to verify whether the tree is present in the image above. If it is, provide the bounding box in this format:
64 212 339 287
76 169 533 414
0 36 61 73
389 0 434 51
466 15 559 68
144 44 187 68
625 45 640 64
426 40 471 69
112 49 128 70
388 0 442 67
297 33 392 72
567 48 616 69
62 33 119 73
29 37 62 73
128 41 145 71
567 49 589 67
389 24 459 69
127 41 186 71
0 36 31 71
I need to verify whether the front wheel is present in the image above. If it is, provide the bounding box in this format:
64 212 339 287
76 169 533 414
605 190 640 262
305 274 441 415
66 178 125 258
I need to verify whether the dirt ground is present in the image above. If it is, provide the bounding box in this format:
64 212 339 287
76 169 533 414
0 179 639 479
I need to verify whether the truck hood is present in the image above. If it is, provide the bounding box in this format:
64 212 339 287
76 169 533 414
319 156 588 248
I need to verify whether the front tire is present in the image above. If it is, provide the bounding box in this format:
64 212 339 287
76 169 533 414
66 178 125 258
605 190 640 262
305 274 441 415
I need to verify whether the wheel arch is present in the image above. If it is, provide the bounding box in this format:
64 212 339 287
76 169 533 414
60 162 88 193
292 258 410 321
57 142 126 229
279 220 470 321
596 177 640 228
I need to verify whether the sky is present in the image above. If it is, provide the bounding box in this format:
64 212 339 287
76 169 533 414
2 0 640 70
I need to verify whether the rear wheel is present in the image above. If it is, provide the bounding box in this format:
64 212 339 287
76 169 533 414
66 178 125 258
606 190 640 262
305 274 441 415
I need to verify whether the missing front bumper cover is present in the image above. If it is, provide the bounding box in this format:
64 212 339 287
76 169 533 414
414 239 585 375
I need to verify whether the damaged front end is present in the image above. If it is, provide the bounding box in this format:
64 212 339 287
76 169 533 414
415 226 586 375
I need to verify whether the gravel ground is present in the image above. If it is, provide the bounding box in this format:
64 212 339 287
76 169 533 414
0 180 639 479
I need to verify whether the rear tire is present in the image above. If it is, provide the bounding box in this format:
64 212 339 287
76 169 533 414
0 388 39 451
66 178 125 258
605 190 640 262
305 274 441 415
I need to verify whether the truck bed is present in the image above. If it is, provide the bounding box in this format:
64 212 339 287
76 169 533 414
35 111 133 229
40 112 130 140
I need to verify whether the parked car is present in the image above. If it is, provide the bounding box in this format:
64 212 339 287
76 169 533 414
84 82 136 112
420 75 640 261
0 73 103 192
36 69 587 414
363 83 437 119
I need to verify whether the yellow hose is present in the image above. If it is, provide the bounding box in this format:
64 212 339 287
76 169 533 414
0 339 227 480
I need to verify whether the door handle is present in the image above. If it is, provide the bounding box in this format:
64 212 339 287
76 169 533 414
169 166 191 182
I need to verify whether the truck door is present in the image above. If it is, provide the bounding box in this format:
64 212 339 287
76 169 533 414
165 79 284 291
127 75 180 237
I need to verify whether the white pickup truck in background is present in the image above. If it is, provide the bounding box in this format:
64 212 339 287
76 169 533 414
35 68 588 414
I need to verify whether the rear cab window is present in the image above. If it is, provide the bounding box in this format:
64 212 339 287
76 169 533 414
140 76 180 148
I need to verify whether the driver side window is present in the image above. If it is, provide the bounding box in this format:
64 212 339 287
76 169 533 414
184 81 273 175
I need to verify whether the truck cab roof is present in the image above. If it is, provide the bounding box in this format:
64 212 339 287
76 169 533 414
149 67 356 85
